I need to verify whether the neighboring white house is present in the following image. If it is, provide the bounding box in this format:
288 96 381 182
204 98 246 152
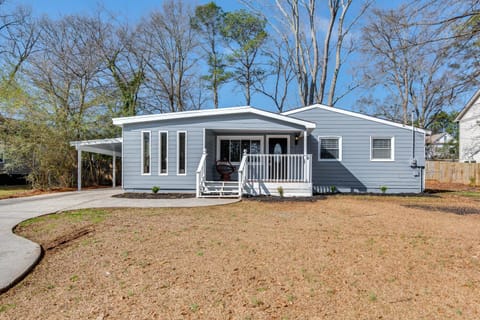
425 132 456 159
455 89 480 162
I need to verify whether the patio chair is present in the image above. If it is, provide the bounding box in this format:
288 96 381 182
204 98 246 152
216 160 236 181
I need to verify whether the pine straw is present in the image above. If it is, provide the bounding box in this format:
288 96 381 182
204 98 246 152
1 193 480 319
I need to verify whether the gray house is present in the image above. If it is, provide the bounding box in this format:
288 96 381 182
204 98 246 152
72 105 426 197
72 104 427 197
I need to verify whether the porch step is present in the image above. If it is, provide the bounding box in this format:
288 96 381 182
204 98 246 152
201 181 239 197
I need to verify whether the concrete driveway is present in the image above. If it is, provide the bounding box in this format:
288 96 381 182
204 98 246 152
0 188 237 293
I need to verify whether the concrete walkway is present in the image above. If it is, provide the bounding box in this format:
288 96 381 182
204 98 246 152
0 188 237 293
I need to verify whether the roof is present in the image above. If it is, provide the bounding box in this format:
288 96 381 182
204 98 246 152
283 104 428 134
455 89 480 122
112 106 316 130
425 132 454 144
70 138 122 157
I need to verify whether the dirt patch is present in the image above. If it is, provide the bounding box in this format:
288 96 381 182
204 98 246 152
404 204 480 215
2 194 480 319
112 192 196 199
44 226 95 251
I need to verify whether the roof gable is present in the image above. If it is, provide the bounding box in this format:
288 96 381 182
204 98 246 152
283 104 428 134
455 89 480 122
113 106 316 130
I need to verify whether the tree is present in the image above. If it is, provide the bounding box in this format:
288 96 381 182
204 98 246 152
358 5 469 128
221 9 267 106
254 40 294 112
191 2 230 109
244 0 371 107
137 0 202 112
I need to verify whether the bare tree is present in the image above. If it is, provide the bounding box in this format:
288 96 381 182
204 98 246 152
359 5 471 128
0 5 39 81
254 40 295 112
244 0 371 107
137 0 201 112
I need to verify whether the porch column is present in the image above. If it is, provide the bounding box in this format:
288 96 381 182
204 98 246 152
303 130 308 183
112 153 116 188
77 148 82 191
303 130 308 155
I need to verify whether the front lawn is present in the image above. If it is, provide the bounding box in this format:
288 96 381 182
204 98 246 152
1 194 480 319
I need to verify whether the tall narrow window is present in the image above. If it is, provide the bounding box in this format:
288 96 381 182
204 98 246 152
159 131 168 175
178 131 186 175
141 131 151 174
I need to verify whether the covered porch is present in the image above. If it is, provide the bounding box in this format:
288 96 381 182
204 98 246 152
197 129 312 197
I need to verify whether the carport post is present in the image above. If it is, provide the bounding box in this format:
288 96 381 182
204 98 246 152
112 153 116 188
77 148 82 191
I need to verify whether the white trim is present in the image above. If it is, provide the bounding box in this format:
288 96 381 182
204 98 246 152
112 106 316 130
141 131 151 175
283 104 428 134
69 137 123 147
158 131 168 176
216 135 264 164
370 136 395 161
266 135 291 154
318 136 342 161
177 131 187 176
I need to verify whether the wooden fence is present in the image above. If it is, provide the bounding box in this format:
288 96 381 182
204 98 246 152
426 161 480 186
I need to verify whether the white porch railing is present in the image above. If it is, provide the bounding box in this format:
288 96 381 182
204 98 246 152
195 149 207 197
242 154 312 183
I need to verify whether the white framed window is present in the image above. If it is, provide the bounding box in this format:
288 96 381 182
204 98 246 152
370 136 395 161
141 131 151 175
159 131 168 175
177 131 187 175
216 136 264 164
318 136 342 161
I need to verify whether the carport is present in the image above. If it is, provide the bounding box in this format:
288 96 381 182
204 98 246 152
70 138 122 191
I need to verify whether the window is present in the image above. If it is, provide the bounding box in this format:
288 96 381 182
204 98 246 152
371 137 394 161
318 136 342 161
159 131 168 175
177 131 187 175
217 136 263 163
141 131 151 174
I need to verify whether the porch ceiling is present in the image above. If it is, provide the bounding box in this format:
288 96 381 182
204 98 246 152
70 138 122 157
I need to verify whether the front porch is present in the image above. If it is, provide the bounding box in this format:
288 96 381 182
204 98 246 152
196 130 312 198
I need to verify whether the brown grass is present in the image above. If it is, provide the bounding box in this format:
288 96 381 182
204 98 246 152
1 193 480 319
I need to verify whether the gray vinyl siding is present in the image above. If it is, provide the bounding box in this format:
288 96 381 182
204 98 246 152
122 113 305 192
291 108 426 193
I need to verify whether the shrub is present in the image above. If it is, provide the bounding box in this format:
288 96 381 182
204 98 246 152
380 186 388 194
152 186 160 194
330 185 337 193
277 186 284 198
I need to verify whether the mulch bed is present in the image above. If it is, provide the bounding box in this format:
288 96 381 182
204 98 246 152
243 195 325 202
112 192 196 199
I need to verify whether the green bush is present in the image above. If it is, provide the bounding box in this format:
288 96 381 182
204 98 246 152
277 186 284 198
152 186 160 194
380 186 388 194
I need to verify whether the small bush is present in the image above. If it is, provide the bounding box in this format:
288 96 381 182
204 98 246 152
277 186 284 198
330 185 337 193
380 186 388 194
469 176 476 187
152 186 160 194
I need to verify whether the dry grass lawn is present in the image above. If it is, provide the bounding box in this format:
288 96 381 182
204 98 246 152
1 193 480 319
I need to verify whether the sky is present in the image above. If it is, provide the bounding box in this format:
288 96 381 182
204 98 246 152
7 0 463 114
